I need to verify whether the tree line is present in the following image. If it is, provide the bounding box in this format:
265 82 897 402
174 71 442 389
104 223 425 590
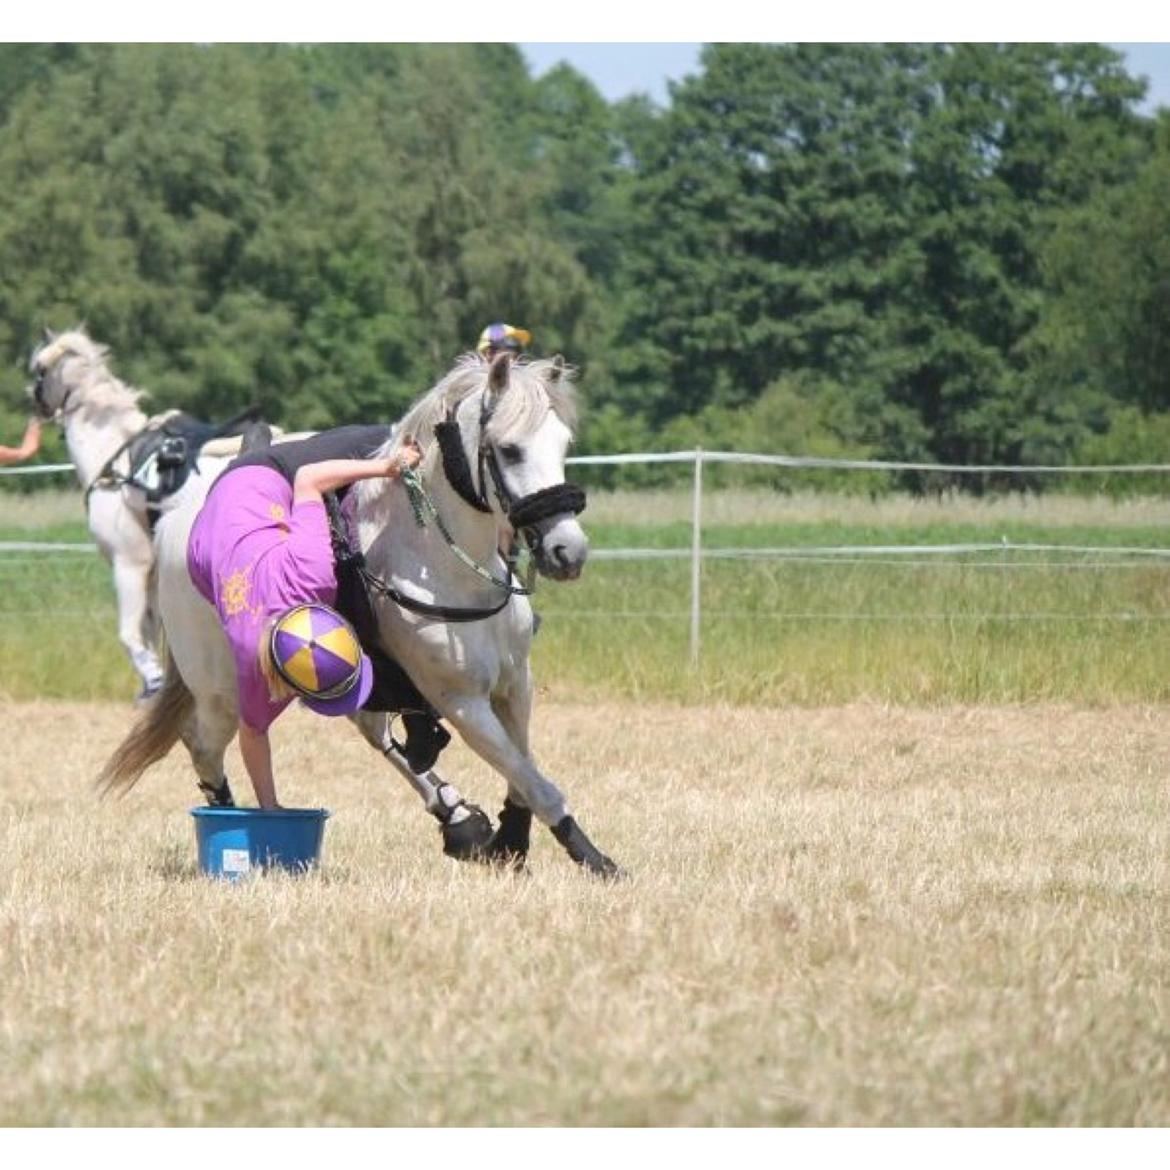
1 43 1168 488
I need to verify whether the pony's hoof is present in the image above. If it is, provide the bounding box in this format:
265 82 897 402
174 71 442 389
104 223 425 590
198 778 236 808
440 803 494 860
480 839 530 872
551 815 626 881
480 798 532 870
594 857 628 882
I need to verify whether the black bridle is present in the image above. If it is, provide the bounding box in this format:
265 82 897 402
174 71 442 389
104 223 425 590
30 360 88 425
30 367 78 422
31 362 128 505
434 391 586 554
340 388 587 625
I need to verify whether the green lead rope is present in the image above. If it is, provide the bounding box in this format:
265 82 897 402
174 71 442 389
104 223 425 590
400 467 532 597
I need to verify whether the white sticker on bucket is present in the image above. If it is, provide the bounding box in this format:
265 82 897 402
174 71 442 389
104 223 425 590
221 849 251 875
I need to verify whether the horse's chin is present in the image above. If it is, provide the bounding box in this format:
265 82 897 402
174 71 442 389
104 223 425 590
536 558 584 582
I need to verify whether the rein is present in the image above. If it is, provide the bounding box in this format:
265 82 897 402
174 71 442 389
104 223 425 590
400 467 532 598
325 490 517 623
83 426 149 506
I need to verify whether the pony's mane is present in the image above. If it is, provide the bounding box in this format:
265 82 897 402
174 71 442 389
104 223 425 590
34 328 148 413
384 354 578 459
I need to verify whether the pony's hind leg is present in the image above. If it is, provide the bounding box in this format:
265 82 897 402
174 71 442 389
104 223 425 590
181 694 238 807
348 710 493 859
111 554 164 700
152 472 236 805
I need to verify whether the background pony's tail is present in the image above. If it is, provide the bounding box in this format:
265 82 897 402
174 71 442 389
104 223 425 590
98 649 193 794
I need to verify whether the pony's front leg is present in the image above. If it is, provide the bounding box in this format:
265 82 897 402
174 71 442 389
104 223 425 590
479 684 535 868
444 697 623 879
348 710 494 860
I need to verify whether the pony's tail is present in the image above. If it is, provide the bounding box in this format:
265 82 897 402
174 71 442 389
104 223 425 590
98 649 193 795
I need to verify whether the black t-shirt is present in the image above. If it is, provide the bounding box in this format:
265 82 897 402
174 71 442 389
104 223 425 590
227 424 394 485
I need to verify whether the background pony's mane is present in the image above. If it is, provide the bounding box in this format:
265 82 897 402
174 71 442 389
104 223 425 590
34 328 148 413
383 354 578 459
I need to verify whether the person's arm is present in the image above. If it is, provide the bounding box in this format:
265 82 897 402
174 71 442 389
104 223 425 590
237 720 280 809
292 440 421 506
0 417 41 466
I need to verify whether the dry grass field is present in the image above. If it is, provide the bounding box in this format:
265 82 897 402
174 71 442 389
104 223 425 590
1 698 1167 1126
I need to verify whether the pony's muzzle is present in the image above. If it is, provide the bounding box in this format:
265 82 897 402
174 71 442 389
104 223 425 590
532 517 588 580
29 372 53 419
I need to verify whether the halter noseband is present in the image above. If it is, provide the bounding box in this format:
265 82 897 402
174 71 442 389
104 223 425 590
31 366 80 422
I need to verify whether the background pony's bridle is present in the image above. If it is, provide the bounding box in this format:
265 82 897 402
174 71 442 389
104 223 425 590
30 366 76 421
30 350 93 424
30 358 137 502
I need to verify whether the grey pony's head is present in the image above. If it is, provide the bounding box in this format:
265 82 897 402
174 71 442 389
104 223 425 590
478 352 589 582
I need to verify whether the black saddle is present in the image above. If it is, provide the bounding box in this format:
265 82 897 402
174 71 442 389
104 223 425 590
325 490 451 774
237 421 273 454
106 405 266 524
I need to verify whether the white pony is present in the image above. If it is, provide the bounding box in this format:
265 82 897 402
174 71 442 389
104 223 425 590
28 329 263 698
99 352 621 877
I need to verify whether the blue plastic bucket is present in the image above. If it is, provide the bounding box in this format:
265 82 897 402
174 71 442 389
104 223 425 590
190 808 330 879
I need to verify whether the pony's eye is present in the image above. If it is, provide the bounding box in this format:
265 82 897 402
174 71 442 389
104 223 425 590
498 444 523 465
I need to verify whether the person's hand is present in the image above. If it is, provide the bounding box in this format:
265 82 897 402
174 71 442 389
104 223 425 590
392 438 422 476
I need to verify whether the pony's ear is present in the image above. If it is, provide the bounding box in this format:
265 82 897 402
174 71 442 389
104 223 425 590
550 354 566 383
488 350 511 395
41 326 53 344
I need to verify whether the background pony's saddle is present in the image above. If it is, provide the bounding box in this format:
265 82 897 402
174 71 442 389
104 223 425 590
120 406 264 521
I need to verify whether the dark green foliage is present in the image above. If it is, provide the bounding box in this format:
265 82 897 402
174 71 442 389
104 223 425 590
1037 112 1170 422
0 43 1167 489
0 43 603 432
609 43 1152 472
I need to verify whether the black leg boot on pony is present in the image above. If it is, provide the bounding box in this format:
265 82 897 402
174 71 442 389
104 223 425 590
400 710 451 774
197 776 236 808
428 782 494 860
482 798 533 869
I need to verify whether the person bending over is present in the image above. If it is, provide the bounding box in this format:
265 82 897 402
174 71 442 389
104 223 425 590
187 425 423 808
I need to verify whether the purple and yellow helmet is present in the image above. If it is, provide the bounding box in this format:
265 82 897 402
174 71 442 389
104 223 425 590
476 322 532 357
269 603 373 717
